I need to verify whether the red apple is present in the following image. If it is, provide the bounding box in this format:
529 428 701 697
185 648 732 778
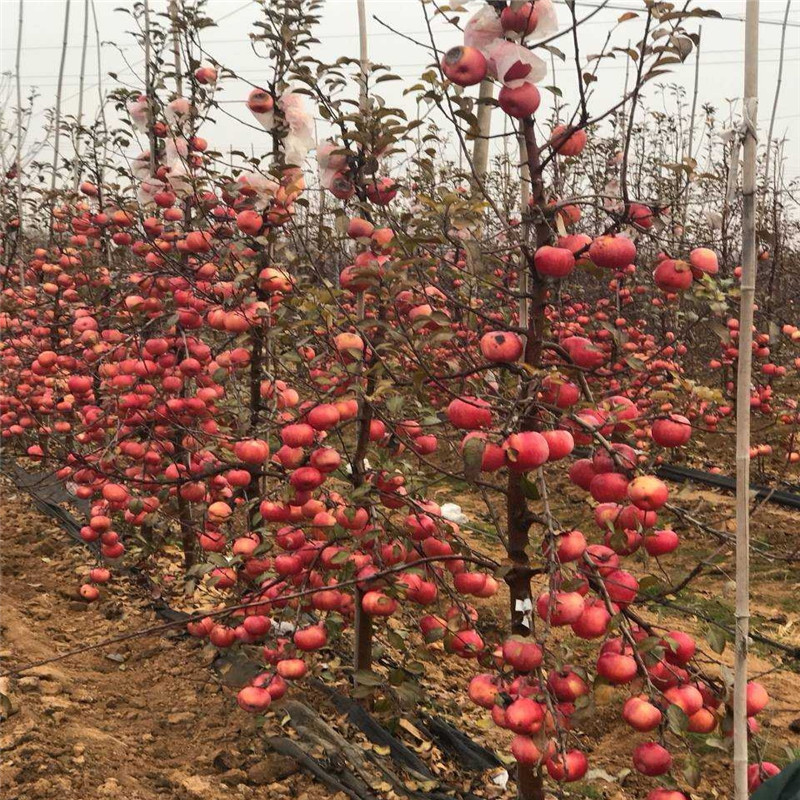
505 697 544 734
441 46 488 87
500 2 539 34
551 124 587 156
596 652 638 684
247 88 274 114
502 637 543 673
447 396 493 430
747 762 781 792
623 695 662 731
237 685 272 712
534 245 575 278
498 81 541 118
628 475 669 510
546 749 588 782
589 235 636 269
504 431 550 471
632 742 672 776
480 331 523 363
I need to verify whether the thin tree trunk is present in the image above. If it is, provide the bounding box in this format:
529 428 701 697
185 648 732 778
73 0 90 191
507 117 549 800
763 0 791 189
49 0 72 242
518 129 531 332
734 3 759 799
14 0 24 273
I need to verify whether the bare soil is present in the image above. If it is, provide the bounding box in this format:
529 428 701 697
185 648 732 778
0 484 334 800
1 472 798 800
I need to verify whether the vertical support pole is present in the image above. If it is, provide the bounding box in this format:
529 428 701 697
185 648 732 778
680 26 701 251
763 0 792 189
49 0 72 243
170 0 184 97
355 0 368 321
14 0 25 273
471 79 494 181
73 0 90 191
734 3 759 800
353 0 372 677
143 0 157 178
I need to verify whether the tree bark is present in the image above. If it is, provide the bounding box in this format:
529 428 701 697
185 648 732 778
506 116 549 800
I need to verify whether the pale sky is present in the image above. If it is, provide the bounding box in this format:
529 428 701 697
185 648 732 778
1 0 799 184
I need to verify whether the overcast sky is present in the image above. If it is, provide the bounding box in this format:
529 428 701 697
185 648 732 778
1 0 799 185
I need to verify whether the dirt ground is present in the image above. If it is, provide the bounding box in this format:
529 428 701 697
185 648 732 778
0 484 337 800
1 472 798 800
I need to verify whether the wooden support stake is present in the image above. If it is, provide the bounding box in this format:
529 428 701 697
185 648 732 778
734 3 759 799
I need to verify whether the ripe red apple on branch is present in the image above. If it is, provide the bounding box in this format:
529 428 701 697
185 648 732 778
0 1 795 798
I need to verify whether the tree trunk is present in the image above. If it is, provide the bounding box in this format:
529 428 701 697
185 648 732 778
506 116 549 800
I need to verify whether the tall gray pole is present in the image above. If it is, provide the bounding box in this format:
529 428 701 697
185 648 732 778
733 3 759 799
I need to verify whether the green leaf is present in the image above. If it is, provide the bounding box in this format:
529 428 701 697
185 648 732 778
462 436 485 482
707 625 727 654
705 736 727 751
395 680 422 707
388 668 406 686
354 670 384 687
520 473 540 501
541 44 566 61
667 703 689 734
684 754 701 788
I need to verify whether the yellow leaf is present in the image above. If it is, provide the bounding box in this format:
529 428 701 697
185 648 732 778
398 718 426 741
